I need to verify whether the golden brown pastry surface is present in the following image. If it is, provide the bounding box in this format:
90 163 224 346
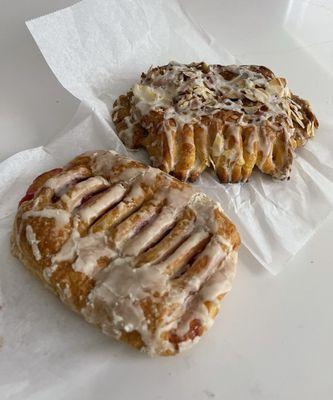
11 150 240 355
112 62 318 182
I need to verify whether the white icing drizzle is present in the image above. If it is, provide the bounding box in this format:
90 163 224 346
79 184 127 225
23 208 71 228
72 232 116 276
91 150 146 183
60 176 110 211
120 62 293 133
43 217 117 279
52 217 81 263
42 217 81 281
200 250 237 301
187 193 220 234
44 166 90 195
25 225 41 261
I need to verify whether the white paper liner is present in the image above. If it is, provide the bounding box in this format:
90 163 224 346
22 0 332 273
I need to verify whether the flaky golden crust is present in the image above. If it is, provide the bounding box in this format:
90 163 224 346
11 150 240 356
112 62 318 183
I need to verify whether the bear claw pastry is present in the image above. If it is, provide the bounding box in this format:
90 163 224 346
11 150 240 356
112 62 318 182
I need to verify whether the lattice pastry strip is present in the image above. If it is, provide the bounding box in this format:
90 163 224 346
11 150 240 355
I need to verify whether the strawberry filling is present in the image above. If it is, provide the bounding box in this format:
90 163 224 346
18 168 63 206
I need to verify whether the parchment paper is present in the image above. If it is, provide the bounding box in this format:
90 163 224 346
22 0 333 273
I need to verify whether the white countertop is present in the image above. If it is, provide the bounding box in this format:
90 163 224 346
0 1 332 399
